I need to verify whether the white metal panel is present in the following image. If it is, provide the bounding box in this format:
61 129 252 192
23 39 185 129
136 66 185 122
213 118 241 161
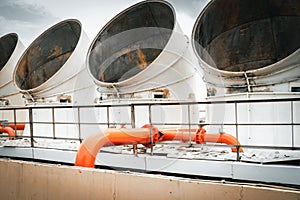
232 162 300 185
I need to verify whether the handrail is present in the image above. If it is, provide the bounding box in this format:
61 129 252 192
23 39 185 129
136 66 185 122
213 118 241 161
0 97 299 110
0 97 299 159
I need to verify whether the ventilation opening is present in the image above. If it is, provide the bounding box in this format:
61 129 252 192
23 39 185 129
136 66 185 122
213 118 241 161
88 1 175 83
291 87 300 92
0 33 18 71
193 0 300 72
153 93 165 99
15 20 81 90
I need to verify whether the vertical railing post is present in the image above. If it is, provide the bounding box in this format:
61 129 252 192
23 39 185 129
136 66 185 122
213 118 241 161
131 104 137 156
234 102 240 161
28 107 34 148
148 104 153 156
131 104 136 128
13 108 17 138
77 107 82 143
188 104 192 146
291 101 295 149
107 106 110 128
52 107 56 139
130 104 137 156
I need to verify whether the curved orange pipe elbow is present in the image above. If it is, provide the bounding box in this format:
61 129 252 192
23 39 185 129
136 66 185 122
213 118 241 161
75 127 158 168
203 133 243 152
0 126 16 140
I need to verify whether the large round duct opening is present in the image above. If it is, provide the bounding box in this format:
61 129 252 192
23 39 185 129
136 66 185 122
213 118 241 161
193 0 300 72
88 1 175 84
0 33 18 72
15 20 81 91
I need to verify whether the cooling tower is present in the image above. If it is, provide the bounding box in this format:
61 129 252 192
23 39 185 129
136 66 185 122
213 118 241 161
0 33 25 106
192 0 300 96
192 0 300 146
13 19 95 105
87 0 205 101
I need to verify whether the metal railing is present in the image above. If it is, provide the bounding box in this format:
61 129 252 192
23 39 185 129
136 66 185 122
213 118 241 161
1 97 300 161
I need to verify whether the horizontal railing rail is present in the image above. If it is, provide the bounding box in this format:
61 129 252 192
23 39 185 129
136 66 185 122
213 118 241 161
0 97 299 161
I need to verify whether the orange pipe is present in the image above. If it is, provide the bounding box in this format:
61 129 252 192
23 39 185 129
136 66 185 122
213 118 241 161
0 123 25 130
8 124 25 130
159 129 243 152
0 126 16 140
75 126 243 168
159 129 193 142
75 127 159 168
203 133 243 152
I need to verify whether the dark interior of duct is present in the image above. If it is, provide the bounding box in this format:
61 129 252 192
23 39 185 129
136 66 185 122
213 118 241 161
15 21 81 90
0 33 18 72
193 0 300 72
88 1 174 83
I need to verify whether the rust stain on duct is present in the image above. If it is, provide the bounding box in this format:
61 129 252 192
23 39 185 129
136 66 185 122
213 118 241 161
17 57 28 80
87 1 174 84
118 48 134 63
115 46 137 65
30 46 42 61
14 20 81 91
47 46 63 61
116 48 131 58
136 48 147 69
194 0 300 72
127 51 134 63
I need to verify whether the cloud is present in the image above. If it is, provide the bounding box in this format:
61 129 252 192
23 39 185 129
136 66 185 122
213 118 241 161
0 0 210 46
0 0 57 22
0 0 58 45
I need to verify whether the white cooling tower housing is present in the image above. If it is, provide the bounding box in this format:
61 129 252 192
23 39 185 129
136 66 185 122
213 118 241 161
191 0 300 146
86 0 205 101
0 33 25 106
13 19 95 105
198 49 300 95
192 0 300 96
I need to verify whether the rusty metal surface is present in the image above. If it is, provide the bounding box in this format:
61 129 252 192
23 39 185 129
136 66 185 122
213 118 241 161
15 21 81 90
88 1 174 83
193 0 300 72
0 33 17 72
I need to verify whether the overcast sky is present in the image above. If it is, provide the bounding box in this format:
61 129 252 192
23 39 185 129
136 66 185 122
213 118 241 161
0 0 210 47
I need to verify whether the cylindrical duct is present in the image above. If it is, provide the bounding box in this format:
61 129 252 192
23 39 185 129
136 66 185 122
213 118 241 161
0 33 25 106
192 0 300 95
13 19 95 104
87 0 204 101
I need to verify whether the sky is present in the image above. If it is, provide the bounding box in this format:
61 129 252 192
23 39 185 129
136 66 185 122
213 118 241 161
0 0 210 47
